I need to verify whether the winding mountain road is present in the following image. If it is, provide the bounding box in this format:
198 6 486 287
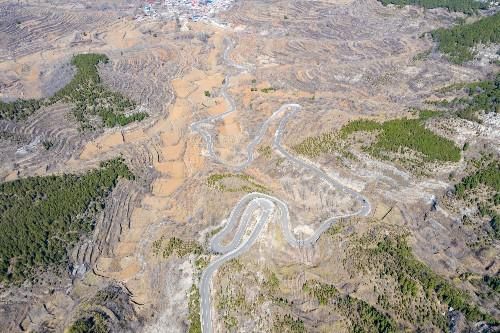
191 39 371 333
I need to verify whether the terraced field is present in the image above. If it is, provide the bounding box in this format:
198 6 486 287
0 0 498 332
0 102 94 178
0 4 116 61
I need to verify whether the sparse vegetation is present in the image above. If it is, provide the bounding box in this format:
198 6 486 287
412 49 431 61
292 131 342 158
42 140 54 150
382 237 494 322
195 256 210 271
206 226 223 241
217 287 246 329
0 158 132 284
303 280 396 333
0 131 25 143
273 314 305 333
325 223 342 237
217 293 246 330
483 275 500 293
54 54 146 129
454 156 499 239
188 284 202 333
302 280 339 305
0 54 147 129
152 236 203 259
431 12 500 63
215 259 255 330
264 270 280 293
261 87 276 93
350 233 497 328
258 145 273 159
65 284 140 333
207 173 269 193
67 313 109 333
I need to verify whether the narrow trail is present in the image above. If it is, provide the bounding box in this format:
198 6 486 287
191 38 371 333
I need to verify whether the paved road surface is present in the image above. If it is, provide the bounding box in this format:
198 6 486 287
197 105 371 333
191 39 371 333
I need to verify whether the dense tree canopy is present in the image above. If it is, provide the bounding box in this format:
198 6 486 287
341 113 462 162
293 111 461 163
455 159 500 196
0 158 133 284
0 99 42 121
431 12 500 63
455 157 500 239
378 0 490 14
433 72 500 121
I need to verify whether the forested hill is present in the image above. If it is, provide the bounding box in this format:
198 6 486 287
378 0 490 14
431 12 500 63
0 158 133 284
431 72 500 121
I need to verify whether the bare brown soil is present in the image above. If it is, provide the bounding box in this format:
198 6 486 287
0 0 498 332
